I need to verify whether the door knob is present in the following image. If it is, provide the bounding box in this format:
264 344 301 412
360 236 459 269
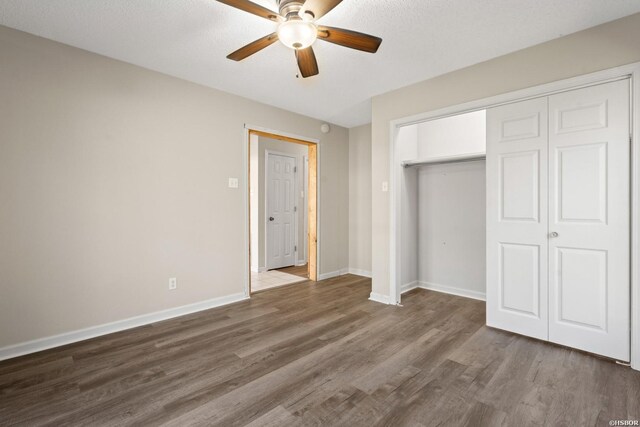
269 217 275 221
550 231 559 238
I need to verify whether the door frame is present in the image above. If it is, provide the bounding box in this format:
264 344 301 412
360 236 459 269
244 125 320 296
388 62 640 370
302 155 309 266
264 150 298 271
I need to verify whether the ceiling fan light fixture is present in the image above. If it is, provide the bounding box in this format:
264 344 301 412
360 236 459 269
217 0 382 77
277 19 317 50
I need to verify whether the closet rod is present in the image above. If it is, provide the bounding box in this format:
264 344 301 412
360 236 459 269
401 152 486 168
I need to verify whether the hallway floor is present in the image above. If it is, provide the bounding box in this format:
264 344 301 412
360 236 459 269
251 269 307 292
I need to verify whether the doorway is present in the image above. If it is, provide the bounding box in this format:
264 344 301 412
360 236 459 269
248 129 318 293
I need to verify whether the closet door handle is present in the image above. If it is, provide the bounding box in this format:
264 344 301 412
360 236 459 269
549 231 559 238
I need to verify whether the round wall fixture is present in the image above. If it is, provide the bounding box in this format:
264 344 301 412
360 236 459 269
320 123 331 134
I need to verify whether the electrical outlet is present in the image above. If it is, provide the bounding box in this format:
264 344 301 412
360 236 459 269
228 177 239 188
169 277 177 290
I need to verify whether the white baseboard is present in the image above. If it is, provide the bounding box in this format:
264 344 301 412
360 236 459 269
369 292 392 305
347 268 372 278
416 281 486 301
400 281 420 294
296 261 307 267
318 268 349 281
251 266 267 273
0 292 248 362
372 281 485 306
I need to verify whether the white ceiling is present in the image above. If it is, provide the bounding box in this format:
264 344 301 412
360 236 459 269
1 1 640 127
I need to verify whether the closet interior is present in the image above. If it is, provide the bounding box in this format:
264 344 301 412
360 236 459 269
396 110 488 301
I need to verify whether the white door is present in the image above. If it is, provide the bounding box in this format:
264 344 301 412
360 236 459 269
266 153 297 270
548 80 630 361
302 155 309 264
486 97 549 340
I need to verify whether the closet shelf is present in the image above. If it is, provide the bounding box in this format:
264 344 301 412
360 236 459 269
401 152 486 168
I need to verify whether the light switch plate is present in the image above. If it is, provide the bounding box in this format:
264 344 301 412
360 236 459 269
382 181 389 192
228 178 239 189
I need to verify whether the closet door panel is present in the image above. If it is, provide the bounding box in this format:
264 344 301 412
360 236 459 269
500 150 540 222
548 79 630 361
487 97 549 340
499 243 540 316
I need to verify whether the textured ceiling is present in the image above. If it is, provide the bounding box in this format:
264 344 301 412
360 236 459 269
1 1 640 127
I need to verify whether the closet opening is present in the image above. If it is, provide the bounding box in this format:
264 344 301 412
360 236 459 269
395 110 487 303
387 64 640 370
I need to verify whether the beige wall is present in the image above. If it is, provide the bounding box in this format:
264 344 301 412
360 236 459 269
0 25 348 349
348 124 372 274
371 13 640 298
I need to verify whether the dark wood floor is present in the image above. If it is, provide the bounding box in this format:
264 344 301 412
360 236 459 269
276 263 309 278
1 274 638 426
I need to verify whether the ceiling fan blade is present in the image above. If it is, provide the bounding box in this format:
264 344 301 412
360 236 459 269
317 26 382 53
295 47 319 78
216 0 281 22
300 0 343 20
227 33 279 61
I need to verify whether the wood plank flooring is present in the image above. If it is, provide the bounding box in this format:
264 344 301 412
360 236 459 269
276 264 309 279
0 274 639 426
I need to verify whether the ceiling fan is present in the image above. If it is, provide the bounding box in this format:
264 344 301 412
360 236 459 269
216 0 382 78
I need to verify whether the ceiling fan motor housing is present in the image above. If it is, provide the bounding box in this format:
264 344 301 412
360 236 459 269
277 0 311 20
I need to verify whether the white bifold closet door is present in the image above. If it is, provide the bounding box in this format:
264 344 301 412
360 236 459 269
487 97 549 341
487 79 630 361
547 80 630 360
